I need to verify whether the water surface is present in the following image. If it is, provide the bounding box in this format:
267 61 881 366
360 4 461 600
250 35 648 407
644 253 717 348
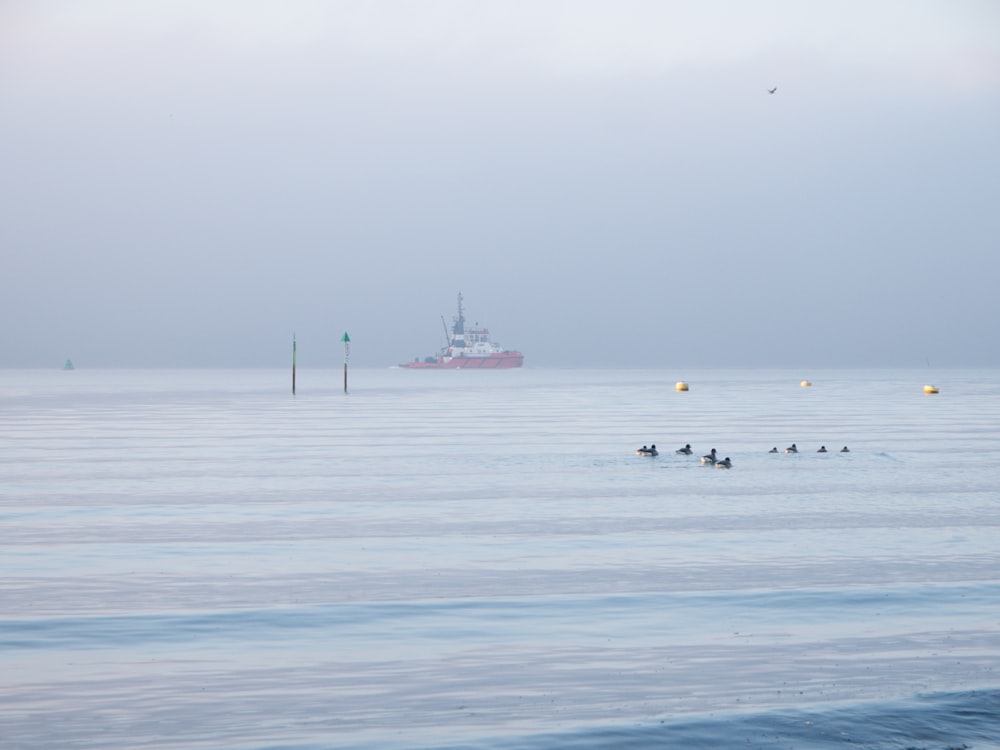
2 368 998 748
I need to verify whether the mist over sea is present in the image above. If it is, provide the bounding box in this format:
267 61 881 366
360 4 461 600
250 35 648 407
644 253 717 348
2 367 999 749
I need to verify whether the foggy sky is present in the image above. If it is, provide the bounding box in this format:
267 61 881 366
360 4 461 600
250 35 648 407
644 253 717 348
3 1 999 368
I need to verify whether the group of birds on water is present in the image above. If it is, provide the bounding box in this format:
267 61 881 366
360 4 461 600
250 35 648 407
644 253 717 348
768 444 849 454
636 442 850 468
636 444 733 468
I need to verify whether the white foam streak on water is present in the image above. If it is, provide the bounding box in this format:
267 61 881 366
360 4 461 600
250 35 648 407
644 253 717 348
1 368 999 749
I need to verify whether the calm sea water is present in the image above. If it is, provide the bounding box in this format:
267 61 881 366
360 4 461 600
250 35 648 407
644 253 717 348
2 368 999 749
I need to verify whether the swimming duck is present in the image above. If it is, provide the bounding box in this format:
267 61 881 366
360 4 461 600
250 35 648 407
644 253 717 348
701 448 718 465
784 444 798 453
817 446 827 453
675 444 693 455
715 457 732 469
840 446 850 453
636 444 658 456
768 447 778 453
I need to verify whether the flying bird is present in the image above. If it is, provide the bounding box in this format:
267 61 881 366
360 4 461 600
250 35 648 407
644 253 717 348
768 87 777 94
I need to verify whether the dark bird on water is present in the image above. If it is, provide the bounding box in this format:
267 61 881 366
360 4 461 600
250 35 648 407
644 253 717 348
768 87 777 94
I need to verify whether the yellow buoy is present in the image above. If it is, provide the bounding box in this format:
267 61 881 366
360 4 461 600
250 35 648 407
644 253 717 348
675 381 689 392
924 385 939 394
800 380 812 387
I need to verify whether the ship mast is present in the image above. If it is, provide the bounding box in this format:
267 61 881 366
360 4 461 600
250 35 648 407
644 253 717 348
451 292 466 349
454 292 465 335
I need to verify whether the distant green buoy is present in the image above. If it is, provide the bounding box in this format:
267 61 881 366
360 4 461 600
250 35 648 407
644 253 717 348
63 359 75 370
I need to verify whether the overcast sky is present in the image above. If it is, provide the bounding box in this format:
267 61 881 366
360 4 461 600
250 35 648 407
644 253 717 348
2 1 998 368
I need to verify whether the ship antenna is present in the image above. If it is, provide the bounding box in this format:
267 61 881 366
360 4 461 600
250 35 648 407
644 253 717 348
441 315 450 346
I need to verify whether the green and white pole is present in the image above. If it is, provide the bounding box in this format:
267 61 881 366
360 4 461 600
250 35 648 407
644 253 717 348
292 334 297 395
341 332 350 394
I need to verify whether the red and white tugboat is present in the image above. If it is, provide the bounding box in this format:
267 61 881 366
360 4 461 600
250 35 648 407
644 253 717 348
400 293 524 369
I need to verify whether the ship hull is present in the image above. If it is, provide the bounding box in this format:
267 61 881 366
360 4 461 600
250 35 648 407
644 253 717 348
399 352 524 369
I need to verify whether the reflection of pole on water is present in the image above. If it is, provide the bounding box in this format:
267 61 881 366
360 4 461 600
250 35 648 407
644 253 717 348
292 334 297 396
341 332 350 394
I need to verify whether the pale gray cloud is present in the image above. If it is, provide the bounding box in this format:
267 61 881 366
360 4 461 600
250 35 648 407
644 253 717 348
2 1 998 367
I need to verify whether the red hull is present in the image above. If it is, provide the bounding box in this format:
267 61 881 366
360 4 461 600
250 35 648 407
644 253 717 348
399 352 524 369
